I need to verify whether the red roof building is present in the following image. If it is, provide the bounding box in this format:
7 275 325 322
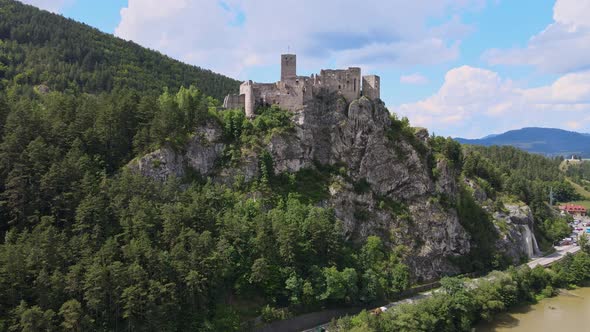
559 204 588 216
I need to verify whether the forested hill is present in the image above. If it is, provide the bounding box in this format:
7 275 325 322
455 127 590 158
0 0 240 99
0 1 581 331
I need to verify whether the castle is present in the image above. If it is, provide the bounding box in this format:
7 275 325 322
223 54 380 117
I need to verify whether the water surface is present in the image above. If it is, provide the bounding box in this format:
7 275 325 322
476 287 590 332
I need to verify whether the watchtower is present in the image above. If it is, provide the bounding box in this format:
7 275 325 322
362 75 380 100
281 54 297 81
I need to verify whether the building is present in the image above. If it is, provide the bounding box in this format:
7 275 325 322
223 54 381 117
559 204 588 216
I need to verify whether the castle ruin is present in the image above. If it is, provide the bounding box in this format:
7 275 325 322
223 54 380 117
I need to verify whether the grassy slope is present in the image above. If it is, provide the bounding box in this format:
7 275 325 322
564 178 590 208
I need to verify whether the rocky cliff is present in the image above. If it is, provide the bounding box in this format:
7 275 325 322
129 93 538 281
465 178 542 263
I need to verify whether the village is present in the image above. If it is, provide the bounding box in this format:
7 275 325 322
559 203 590 246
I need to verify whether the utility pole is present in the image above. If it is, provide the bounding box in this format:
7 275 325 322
549 186 555 206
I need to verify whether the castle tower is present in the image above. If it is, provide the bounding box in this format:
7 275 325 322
281 54 296 81
239 80 255 118
362 75 380 100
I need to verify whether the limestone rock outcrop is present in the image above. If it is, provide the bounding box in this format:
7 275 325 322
129 120 225 181
129 94 478 280
493 204 541 262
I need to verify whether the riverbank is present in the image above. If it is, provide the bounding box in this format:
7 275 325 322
298 244 579 332
326 250 590 331
475 287 590 331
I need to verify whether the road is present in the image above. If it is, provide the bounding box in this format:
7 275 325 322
527 244 580 268
302 243 582 332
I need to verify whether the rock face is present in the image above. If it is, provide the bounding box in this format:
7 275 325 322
129 120 225 181
493 204 541 262
129 94 476 280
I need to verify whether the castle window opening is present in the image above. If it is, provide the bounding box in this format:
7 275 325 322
338 85 341 89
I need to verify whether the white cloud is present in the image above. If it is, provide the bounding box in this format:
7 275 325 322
18 0 73 13
400 73 430 85
483 0 590 74
395 66 590 138
115 0 482 78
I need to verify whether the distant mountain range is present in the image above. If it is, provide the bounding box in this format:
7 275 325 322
455 127 590 157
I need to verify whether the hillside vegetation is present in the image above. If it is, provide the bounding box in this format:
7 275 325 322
456 127 590 158
0 1 582 331
0 0 240 100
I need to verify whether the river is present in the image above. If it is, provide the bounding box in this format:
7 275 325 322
475 287 590 331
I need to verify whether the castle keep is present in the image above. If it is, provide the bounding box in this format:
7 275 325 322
223 54 380 117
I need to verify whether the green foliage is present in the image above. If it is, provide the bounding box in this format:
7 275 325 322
353 178 371 194
320 267 359 303
565 161 590 189
462 151 503 190
4 2 588 329
461 145 578 245
335 253 590 332
260 305 291 323
0 0 239 99
454 186 500 272
386 113 427 157
541 217 571 244
218 105 293 171
270 166 332 204
430 135 463 170
579 233 590 254
149 86 217 150
249 105 293 136
0 162 411 329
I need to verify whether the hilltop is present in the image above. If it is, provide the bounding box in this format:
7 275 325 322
0 0 240 99
455 127 590 158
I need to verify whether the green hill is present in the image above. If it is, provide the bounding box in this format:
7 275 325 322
0 1 582 331
0 0 240 99
456 127 590 158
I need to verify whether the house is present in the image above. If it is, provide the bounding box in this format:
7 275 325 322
559 204 588 216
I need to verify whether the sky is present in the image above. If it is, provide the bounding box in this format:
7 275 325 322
19 0 590 138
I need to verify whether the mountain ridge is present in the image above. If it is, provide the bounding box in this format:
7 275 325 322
455 127 590 157
0 0 240 99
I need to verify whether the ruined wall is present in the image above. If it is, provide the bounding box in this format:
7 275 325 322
250 80 309 112
240 81 255 118
225 55 379 117
281 54 297 81
222 94 245 110
317 68 361 102
362 75 380 100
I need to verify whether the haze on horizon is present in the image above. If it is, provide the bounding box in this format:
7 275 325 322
20 0 590 138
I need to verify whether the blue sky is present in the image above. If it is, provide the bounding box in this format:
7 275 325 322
21 0 590 138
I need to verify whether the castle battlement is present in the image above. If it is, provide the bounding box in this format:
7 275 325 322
223 54 381 117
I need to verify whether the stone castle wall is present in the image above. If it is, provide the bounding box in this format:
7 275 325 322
222 93 245 110
225 54 380 117
317 68 361 102
239 81 255 118
281 54 297 81
362 75 380 100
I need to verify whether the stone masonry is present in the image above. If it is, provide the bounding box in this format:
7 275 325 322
222 54 381 117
